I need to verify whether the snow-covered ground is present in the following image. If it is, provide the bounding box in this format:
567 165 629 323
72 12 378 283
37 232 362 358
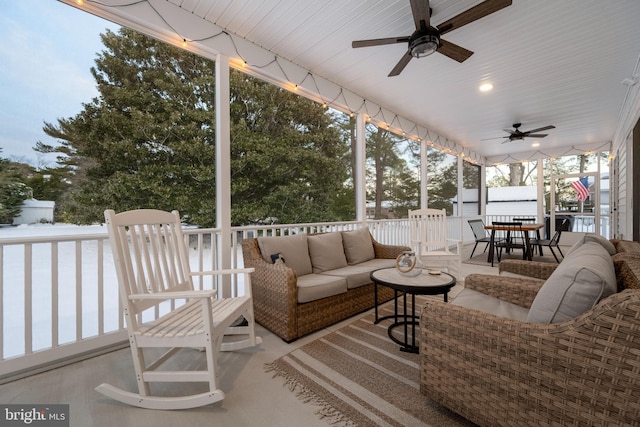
1 224 239 359
0 222 108 238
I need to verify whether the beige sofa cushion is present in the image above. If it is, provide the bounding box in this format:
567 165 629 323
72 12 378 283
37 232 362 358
257 233 312 276
308 232 348 273
296 274 347 303
320 258 396 289
341 228 375 265
527 241 616 323
452 288 530 322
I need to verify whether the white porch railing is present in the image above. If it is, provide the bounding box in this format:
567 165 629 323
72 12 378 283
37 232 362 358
1 213 609 382
0 218 423 382
484 214 611 239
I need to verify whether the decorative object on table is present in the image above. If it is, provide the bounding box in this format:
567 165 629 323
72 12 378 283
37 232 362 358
395 250 423 277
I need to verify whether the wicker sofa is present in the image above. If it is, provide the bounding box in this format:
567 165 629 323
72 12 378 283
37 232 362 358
242 228 409 342
420 236 640 426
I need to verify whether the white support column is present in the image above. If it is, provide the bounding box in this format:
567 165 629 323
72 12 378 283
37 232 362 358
537 160 545 222
421 140 428 209
480 165 486 218
215 54 232 297
457 154 464 240
355 114 367 223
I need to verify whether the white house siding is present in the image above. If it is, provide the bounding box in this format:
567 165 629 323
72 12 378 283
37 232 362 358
485 186 538 219
485 201 538 218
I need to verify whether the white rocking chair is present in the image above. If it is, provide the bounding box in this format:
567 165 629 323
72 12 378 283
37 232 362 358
408 208 461 278
96 209 262 410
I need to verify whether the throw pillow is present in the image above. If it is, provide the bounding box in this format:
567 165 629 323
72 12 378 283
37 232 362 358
307 232 348 273
565 233 616 257
270 253 285 264
527 241 617 323
583 233 616 255
341 228 375 265
257 233 312 276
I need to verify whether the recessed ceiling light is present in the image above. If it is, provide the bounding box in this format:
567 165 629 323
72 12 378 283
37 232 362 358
532 142 540 147
479 83 493 92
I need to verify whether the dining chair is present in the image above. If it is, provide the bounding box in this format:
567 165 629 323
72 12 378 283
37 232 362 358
512 217 536 222
529 218 570 262
492 221 527 262
512 217 542 255
467 219 496 259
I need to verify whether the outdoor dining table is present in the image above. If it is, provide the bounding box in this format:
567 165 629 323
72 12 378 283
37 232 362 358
484 222 545 266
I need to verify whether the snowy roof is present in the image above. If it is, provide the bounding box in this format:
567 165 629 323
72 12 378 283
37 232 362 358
21 199 55 208
488 186 537 202
451 188 480 203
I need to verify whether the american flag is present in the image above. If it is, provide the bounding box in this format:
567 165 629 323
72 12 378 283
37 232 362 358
571 177 590 202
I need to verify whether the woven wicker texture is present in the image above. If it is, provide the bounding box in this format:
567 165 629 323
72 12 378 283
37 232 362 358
242 233 408 342
421 239 640 426
498 259 559 280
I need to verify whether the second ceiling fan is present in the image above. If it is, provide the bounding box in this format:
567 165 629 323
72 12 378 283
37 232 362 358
352 0 512 77
483 123 557 143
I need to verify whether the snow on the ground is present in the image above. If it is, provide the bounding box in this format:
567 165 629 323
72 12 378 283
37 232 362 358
1 223 242 359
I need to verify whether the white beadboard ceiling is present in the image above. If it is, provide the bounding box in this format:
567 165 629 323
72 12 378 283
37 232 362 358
63 0 640 163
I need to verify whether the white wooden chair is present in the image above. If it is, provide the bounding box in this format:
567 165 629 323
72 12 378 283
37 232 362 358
96 209 261 410
408 208 461 278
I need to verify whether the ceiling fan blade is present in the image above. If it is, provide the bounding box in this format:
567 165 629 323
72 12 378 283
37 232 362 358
481 136 508 141
438 0 512 36
523 125 556 134
525 133 549 138
502 128 517 134
388 51 413 76
438 39 473 63
410 0 431 29
352 37 410 48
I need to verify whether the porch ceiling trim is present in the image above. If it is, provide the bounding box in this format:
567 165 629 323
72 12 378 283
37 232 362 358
62 0 485 164
485 141 612 166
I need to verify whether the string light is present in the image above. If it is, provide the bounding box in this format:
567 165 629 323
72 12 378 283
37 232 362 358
78 0 478 164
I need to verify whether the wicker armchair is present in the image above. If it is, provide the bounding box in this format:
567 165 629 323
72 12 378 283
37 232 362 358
420 247 640 426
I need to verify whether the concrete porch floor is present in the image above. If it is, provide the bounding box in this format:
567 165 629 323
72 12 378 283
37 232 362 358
0 243 498 427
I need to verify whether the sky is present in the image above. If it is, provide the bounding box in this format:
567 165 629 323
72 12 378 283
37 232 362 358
0 0 119 167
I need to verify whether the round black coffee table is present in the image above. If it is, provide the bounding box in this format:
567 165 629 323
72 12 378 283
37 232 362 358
370 267 456 353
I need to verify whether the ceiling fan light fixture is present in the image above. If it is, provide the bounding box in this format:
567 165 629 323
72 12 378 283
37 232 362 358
409 31 440 58
479 83 493 92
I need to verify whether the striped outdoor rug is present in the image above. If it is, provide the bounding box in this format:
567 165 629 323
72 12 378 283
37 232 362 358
265 297 475 427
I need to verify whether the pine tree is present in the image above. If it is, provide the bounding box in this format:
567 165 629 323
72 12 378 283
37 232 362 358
38 28 350 226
